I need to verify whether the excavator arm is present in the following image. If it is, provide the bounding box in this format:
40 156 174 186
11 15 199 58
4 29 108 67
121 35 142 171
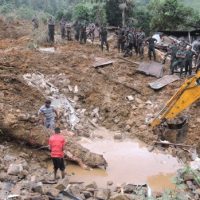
151 71 200 127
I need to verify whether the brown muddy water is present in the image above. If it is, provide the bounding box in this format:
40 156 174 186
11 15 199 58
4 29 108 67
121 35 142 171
50 127 182 192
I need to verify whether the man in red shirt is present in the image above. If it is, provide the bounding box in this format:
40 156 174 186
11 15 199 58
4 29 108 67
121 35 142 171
48 127 66 180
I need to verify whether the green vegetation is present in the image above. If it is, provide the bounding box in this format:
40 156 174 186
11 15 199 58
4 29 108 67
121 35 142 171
0 0 199 34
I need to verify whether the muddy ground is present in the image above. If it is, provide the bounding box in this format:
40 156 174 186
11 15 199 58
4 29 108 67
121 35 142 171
0 18 200 199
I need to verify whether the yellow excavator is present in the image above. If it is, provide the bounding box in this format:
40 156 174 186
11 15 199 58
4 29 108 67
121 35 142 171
151 71 200 140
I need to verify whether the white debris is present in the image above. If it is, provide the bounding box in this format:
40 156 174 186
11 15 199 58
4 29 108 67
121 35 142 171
74 85 78 93
126 95 134 101
190 158 200 170
23 72 79 129
38 47 55 53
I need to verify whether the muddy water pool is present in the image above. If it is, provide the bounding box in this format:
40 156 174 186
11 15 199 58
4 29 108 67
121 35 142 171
50 127 182 192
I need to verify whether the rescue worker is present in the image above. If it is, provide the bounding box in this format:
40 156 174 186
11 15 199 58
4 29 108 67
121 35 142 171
172 46 186 76
185 46 196 76
66 23 72 41
116 27 124 53
146 36 157 61
80 24 87 44
137 29 146 59
124 30 134 57
32 15 39 30
48 17 55 43
87 23 95 43
74 21 81 41
60 16 66 39
38 99 58 130
48 127 66 180
99 26 109 52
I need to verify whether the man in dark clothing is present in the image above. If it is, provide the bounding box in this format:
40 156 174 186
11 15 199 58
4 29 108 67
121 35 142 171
48 17 55 43
32 16 39 30
146 37 157 61
100 26 109 51
185 46 196 76
66 24 72 41
137 30 145 59
124 30 134 57
49 127 66 180
60 17 66 39
74 21 81 41
80 24 87 44
116 27 123 53
172 46 186 76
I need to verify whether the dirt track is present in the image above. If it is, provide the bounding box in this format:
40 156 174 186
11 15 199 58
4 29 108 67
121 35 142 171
0 19 200 155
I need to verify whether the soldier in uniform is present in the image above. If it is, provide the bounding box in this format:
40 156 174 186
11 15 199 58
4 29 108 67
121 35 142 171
172 46 186 76
124 30 134 57
137 29 145 59
66 23 72 41
80 24 87 44
87 23 95 43
146 36 157 61
32 15 39 30
74 21 81 41
60 17 66 39
48 17 55 44
99 26 109 51
185 46 196 76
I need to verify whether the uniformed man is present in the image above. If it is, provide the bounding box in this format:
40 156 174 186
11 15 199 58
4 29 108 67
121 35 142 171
87 23 95 43
99 26 109 51
48 17 55 43
146 36 157 61
137 29 145 59
74 21 81 41
60 17 66 39
80 24 87 44
124 30 134 57
172 46 186 76
66 23 72 41
185 46 196 76
32 15 39 30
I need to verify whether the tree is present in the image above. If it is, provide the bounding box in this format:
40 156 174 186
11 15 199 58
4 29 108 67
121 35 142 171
74 3 90 21
148 0 194 31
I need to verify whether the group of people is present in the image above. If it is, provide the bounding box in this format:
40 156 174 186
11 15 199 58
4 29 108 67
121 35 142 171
163 40 200 77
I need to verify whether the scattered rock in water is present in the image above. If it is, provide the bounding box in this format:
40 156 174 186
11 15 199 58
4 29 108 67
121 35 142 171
95 188 110 200
114 133 123 140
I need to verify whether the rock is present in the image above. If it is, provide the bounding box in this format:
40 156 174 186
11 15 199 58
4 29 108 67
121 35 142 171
113 117 120 124
126 96 134 101
138 125 147 131
82 191 93 198
85 181 98 189
7 164 23 176
194 188 200 195
95 188 110 200
69 184 82 198
183 173 195 182
135 98 143 104
186 181 194 189
123 184 136 193
32 182 44 194
110 194 131 200
107 181 113 186
55 177 69 191
47 188 60 197
114 133 123 140
6 195 22 200
125 125 131 132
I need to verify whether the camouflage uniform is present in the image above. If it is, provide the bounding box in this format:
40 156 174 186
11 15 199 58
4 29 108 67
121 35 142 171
185 49 196 76
146 37 157 61
60 17 66 39
100 27 109 51
48 17 55 43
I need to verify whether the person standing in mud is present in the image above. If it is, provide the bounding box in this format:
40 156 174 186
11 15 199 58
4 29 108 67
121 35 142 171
99 26 109 52
49 127 66 180
38 100 58 130
60 16 66 39
146 36 157 61
32 15 39 30
48 17 55 43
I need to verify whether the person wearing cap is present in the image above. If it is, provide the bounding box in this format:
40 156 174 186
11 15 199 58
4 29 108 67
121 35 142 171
38 100 58 130
49 127 66 180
